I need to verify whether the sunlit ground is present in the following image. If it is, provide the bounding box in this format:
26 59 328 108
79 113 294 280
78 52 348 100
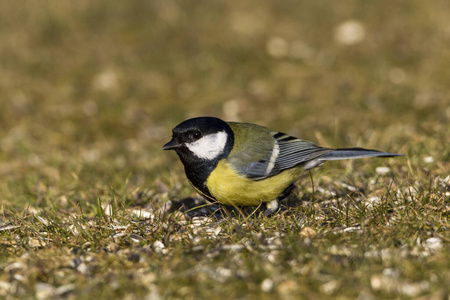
0 1 448 299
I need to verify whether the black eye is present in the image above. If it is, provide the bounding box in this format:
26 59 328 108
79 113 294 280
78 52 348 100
192 130 202 140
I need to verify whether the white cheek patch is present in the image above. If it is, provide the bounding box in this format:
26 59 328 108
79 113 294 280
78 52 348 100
185 131 228 160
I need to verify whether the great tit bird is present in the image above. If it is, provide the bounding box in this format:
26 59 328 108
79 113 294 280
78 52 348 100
163 117 402 210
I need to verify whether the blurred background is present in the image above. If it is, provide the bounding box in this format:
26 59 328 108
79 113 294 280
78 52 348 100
0 0 449 210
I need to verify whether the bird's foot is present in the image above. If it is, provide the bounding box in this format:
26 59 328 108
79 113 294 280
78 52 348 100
262 199 279 216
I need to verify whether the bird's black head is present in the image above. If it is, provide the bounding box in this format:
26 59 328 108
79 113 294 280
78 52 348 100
162 117 235 200
162 117 234 162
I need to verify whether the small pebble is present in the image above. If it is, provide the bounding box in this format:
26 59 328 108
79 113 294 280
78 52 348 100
222 244 244 251
0 281 11 295
320 280 340 295
299 227 316 237
77 263 89 275
35 283 55 300
131 209 154 219
423 156 434 163
334 20 365 45
4 262 26 272
261 278 274 292
266 36 288 58
55 284 76 297
400 281 430 297
103 204 113 216
213 227 222 236
376 166 391 175
365 196 381 209
152 241 167 254
424 237 443 251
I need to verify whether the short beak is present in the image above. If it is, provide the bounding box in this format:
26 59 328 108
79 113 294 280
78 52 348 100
162 138 180 150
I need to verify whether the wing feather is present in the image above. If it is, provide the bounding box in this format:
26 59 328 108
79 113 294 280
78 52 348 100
228 125 401 181
243 132 332 180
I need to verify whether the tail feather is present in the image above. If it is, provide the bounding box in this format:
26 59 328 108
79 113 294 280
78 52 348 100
318 147 403 161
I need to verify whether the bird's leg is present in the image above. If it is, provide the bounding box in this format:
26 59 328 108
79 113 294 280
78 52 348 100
262 199 279 216
279 184 297 199
263 184 299 216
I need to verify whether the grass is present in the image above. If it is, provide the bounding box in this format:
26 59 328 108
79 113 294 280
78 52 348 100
0 0 449 299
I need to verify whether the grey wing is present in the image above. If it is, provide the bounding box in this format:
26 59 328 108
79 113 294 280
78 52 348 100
244 132 332 180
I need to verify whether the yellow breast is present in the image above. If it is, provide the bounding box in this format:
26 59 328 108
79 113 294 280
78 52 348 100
206 159 304 206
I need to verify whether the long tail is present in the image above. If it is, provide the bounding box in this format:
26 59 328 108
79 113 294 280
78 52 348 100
318 147 403 161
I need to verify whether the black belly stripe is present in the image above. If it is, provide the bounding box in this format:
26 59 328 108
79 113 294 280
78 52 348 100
188 178 217 201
